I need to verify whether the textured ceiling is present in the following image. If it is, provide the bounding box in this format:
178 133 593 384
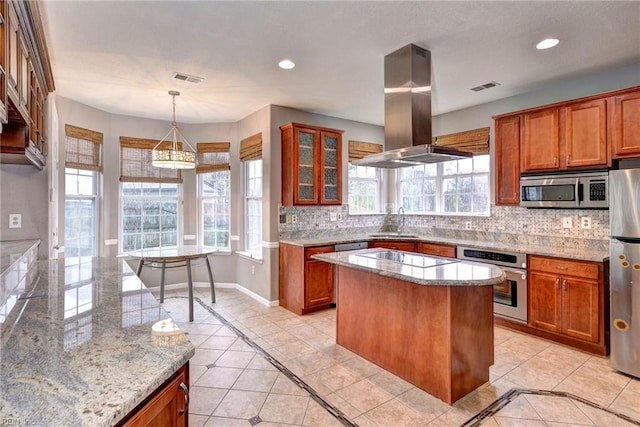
39 1 640 125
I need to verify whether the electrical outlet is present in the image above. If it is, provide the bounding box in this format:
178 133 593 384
292 215 298 223
581 217 592 229
562 217 573 229
465 221 472 230
330 212 337 221
337 213 343 221
9 214 21 229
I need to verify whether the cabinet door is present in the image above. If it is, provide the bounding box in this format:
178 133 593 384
528 271 562 333
494 116 521 205
0 0 6 122
563 99 608 168
305 259 334 308
370 241 416 252
6 2 18 98
522 109 560 172
319 131 342 205
562 277 599 343
611 91 640 158
293 127 319 204
416 242 456 257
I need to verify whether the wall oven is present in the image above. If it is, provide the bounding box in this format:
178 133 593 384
457 247 528 323
520 171 608 209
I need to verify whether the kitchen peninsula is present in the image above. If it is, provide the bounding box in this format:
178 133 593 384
0 246 194 426
313 248 505 405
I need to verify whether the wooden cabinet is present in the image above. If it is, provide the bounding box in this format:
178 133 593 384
117 363 189 427
279 243 335 315
611 90 640 158
370 240 416 252
494 116 521 205
280 122 343 206
416 242 456 257
563 99 608 168
0 0 54 168
522 109 560 172
528 255 604 345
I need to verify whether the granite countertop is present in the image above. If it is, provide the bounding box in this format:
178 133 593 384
0 239 40 274
280 232 610 263
0 256 195 426
313 248 506 287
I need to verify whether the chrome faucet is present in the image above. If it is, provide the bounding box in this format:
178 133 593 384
397 206 405 235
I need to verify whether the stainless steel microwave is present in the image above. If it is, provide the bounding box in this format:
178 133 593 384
520 172 609 208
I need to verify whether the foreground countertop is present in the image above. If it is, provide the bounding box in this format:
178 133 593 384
0 256 195 426
313 248 506 286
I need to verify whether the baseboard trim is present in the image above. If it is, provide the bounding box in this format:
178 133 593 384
151 282 279 307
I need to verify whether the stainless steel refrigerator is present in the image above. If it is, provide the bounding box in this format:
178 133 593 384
610 168 640 378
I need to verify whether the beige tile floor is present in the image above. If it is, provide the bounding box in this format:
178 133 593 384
158 287 640 427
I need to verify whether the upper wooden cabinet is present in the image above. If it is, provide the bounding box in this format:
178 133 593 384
521 100 608 173
0 0 54 168
280 122 343 206
611 90 640 159
494 116 521 205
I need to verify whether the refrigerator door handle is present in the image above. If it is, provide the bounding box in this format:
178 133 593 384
612 236 640 244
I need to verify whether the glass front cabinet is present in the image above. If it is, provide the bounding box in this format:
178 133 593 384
280 122 343 205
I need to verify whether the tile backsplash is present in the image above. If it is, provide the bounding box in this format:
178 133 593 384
279 204 610 241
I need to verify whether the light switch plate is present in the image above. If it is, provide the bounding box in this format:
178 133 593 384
9 214 21 229
562 217 572 229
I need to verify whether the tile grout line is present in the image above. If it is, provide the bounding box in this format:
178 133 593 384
171 296 359 427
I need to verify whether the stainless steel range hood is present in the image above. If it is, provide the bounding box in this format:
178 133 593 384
354 44 472 168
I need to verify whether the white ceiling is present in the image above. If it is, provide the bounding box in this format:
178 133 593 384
40 1 640 126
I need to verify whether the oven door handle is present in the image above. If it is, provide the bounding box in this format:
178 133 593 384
501 267 527 279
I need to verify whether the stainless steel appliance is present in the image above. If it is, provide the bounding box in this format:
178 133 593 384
610 168 640 378
457 247 528 323
520 171 608 209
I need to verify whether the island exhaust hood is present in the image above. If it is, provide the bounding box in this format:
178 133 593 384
353 44 472 168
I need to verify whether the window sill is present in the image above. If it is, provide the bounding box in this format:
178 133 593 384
210 249 232 256
236 251 263 263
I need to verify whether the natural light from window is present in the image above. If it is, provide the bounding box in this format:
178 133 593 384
200 170 231 249
348 164 380 213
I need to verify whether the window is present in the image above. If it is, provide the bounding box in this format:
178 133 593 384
245 159 263 259
64 124 103 257
121 182 180 251
65 168 98 256
348 164 381 213
200 170 230 249
398 154 490 214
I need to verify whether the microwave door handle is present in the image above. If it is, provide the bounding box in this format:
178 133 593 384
575 178 581 207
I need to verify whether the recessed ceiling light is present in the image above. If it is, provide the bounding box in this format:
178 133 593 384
278 59 295 70
536 38 560 50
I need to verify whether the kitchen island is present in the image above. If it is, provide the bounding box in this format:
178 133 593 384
313 248 505 405
0 254 194 426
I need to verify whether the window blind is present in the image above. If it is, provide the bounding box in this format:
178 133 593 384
196 142 230 174
433 127 490 155
119 136 183 183
348 140 383 162
239 133 262 161
65 124 103 171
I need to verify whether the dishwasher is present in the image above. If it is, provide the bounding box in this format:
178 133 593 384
330 241 368 307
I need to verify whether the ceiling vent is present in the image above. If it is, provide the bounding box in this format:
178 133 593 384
471 81 501 92
172 72 204 84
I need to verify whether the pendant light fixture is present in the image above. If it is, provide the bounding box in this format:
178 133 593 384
151 90 197 169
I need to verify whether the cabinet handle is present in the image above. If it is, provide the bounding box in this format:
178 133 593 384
566 154 571 164
554 156 558 166
178 382 189 414
562 279 567 291
555 265 568 270
555 278 560 289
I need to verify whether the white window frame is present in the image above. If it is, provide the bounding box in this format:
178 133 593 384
244 159 263 260
348 164 382 214
64 167 99 257
198 170 231 250
397 154 490 215
119 182 183 252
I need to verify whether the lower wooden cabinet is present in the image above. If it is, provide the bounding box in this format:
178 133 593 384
369 240 416 252
528 255 607 352
416 242 456 257
279 243 335 315
117 363 189 427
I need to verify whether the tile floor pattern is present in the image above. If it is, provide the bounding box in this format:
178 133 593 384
157 287 640 427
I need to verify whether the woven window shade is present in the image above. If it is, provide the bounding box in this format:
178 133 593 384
65 124 103 171
348 140 383 162
196 142 231 174
119 136 183 183
239 133 262 161
433 127 490 155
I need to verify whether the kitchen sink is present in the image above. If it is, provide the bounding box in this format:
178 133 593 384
368 233 420 239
